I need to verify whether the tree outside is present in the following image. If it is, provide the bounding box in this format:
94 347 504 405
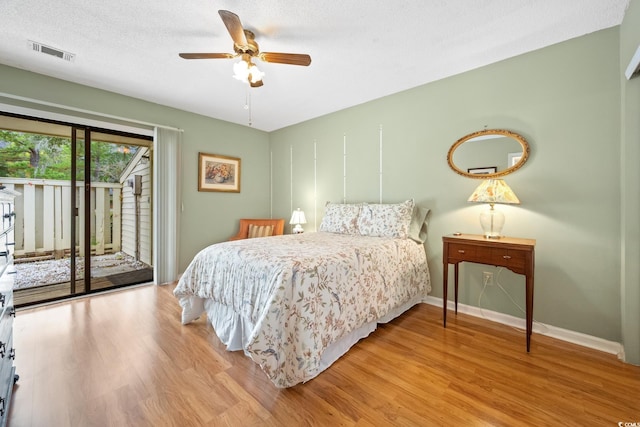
0 130 138 181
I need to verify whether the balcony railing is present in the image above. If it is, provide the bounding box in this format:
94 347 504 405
0 177 122 258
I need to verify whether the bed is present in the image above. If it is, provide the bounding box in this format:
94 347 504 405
174 199 431 388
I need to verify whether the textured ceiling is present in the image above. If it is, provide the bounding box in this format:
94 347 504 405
0 0 630 131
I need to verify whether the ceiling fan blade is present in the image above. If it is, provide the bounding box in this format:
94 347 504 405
259 52 312 66
179 53 235 59
219 10 248 48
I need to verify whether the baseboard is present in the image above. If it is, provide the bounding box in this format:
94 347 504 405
424 296 625 360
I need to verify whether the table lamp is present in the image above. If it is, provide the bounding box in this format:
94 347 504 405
467 179 520 239
289 208 307 234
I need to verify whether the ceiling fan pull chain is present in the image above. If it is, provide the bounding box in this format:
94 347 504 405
244 86 253 127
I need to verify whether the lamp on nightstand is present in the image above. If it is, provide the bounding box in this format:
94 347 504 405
468 179 520 239
289 208 307 234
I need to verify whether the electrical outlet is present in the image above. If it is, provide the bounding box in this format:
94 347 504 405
483 271 494 286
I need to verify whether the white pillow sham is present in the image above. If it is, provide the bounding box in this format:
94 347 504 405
356 199 415 239
319 202 362 234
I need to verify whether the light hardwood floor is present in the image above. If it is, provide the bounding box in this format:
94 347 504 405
9 284 640 426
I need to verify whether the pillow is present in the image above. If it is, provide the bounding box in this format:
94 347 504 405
357 199 415 238
408 206 430 243
248 224 274 238
319 202 362 234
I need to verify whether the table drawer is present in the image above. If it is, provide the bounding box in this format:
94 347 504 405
447 243 495 264
489 247 527 269
447 242 530 271
447 243 478 260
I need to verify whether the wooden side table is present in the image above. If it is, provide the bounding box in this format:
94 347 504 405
442 234 536 351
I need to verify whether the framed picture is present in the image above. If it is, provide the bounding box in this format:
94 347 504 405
508 152 523 167
467 166 497 175
198 152 241 192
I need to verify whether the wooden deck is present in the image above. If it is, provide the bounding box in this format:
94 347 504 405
13 268 153 306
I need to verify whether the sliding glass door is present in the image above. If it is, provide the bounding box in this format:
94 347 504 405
0 112 153 306
72 127 154 295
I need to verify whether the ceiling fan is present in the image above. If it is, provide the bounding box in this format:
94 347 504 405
179 10 312 87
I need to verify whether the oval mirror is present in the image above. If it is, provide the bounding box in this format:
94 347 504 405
447 129 530 179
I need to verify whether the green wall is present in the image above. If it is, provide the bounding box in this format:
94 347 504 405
270 28 624 347
0 64 270 270
620 0 640 364
1 14 637 363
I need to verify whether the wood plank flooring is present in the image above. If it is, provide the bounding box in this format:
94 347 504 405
9 284 640 426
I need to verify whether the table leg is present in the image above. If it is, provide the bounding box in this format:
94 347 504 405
454 263 459 314
443 262 448 327
526 273 534 352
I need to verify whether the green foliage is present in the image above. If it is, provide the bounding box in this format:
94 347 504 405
0 130 138 182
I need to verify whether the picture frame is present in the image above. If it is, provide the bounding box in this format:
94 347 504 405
198 152 241 192
508 152 523 167
467 166 497 175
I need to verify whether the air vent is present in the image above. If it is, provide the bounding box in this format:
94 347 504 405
28 40 75 62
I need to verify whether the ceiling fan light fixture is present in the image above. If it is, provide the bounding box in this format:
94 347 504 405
233 58 264 85
179 10 310 88
248 63 264 84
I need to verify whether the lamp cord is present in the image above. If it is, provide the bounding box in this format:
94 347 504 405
478 267 549 334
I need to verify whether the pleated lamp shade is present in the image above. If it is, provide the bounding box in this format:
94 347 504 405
468 179 520 238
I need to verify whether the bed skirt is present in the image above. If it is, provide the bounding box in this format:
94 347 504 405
198 293 426 385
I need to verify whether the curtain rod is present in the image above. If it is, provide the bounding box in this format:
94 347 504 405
0 92 184 132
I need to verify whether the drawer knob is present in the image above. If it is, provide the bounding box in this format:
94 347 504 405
503 255 512 259
0 342 5 358
9 307 15 317
0 294 4 308
457 250 465 254
9 348 15 360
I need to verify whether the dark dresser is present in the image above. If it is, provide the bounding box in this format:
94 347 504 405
0 186 18 426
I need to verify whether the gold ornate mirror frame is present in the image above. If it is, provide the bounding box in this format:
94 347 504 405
447 129 530 179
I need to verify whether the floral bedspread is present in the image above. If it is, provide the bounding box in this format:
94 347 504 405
173 231 431 387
